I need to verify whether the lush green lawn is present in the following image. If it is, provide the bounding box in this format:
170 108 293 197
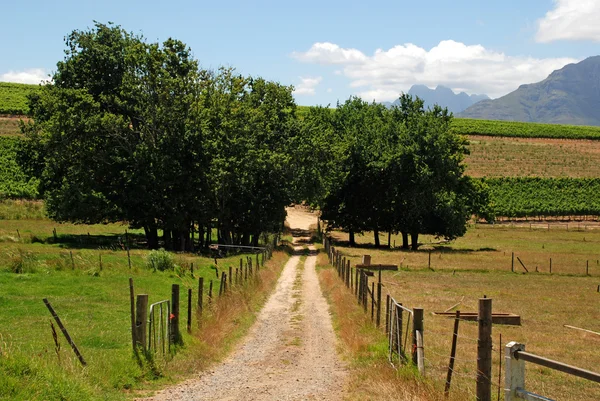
0 207 280 400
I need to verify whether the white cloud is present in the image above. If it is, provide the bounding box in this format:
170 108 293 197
292 42 366 64
326 88 333 93
536 0 600 42
292 40 577 101
293 76 322 96
0 68 48 84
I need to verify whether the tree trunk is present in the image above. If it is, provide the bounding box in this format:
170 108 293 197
163 229 172 250
251 233 260 247
388 232 392 248
241 232 250 246
197 224 204 249
144 225 159 250
206 222 211 247
349 230 355 246
374 229 380 248
410 232 419 251
401 232 409 249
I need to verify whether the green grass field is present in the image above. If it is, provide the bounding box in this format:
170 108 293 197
0 203 287 400
324 225 600 400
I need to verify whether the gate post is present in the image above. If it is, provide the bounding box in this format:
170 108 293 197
505 342 526 401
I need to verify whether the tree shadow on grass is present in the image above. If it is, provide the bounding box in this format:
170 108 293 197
40 233 148 250
330 240 497 254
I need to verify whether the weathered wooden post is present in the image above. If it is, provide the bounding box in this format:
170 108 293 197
171 284 181 345
511 252 514 272
129 278 136 353
477 298 493 401
197 277 204 319
444 310 461 396
135 294 148 350
43 298 87 366
412 307 424 369
376 269 382 328
187 288 192 333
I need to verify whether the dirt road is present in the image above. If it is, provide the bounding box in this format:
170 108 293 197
143 207 347 400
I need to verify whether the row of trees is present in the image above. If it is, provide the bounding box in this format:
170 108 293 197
20 23 297 251
298 96 492 249
19 22 490 251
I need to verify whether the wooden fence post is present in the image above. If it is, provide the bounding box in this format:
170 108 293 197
477 298 493 401
376 270 382 327
171 284 181 345
43 298 87 366
134 294 148 351
125 230 132 269
444 310 461 396
208 280 213 303
385 294 390 335
346 260 350 287
197 277 204 319
511 252 514 272
412 308 424 368
229 266 233 287
129 278 136 353
371 282 375 322
187 288 192 333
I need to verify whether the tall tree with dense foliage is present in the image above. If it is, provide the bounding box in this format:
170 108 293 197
19 22 297 250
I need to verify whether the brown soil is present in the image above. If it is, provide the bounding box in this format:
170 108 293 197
140 207 347 400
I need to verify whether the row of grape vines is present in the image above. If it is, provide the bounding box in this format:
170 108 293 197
453 118 600 140
0 82 39 115
482 177 600 218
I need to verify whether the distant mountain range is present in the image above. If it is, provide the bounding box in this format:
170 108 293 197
460 56 600 126
383 85 489 114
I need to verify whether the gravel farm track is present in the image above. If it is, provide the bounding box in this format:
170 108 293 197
140 206 348 401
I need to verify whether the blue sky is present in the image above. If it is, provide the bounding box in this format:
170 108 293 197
1 0 599 105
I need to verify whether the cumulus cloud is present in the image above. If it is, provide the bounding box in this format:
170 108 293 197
0 68 48 84
536 0 600 42
292 40 577 101
293 76 322 96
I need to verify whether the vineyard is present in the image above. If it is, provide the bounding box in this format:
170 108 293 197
0 137 38 199
452 118 600 140
483 177 600 218
465 136 600 178
0 82 39 115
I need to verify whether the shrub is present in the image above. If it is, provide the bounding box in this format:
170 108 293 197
146 249 176 271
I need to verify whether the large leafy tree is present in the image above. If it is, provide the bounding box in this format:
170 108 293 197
20 23 296 250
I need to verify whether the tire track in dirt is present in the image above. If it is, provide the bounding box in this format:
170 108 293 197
141 209 346 400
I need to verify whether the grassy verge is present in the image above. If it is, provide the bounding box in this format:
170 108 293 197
317 251 454 401
0 212 288 400
324 226 600 400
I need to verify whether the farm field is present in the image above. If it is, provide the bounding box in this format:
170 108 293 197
465 135 600 178
0 82 39 115
0 117 23 137
324 226 600 400
0 204 287 400
452 118 600 140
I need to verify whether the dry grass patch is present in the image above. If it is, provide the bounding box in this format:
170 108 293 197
466 135 600 178
318 252 465 401
325 226 600 400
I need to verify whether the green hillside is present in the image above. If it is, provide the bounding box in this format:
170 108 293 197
0 82 40 115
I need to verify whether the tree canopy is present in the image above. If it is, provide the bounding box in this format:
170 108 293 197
19 22 489 251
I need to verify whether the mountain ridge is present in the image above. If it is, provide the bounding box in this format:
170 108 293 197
459 56 600 126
